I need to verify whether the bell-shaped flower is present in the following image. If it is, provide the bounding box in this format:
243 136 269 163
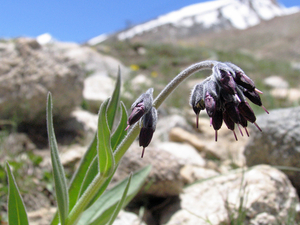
139 107 157 158
126 88 154 130
190 78 209 128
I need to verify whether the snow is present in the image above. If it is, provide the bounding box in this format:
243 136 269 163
36 33 54 45
117 0 299 40
87 34 108 45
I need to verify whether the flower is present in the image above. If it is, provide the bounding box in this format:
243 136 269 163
139 107 158 158
126 88 153 131
126 88 158 157
190 62 269 141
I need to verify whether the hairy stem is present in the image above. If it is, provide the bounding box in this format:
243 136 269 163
65 60 217 225
114 60 217 163
65 173 106 225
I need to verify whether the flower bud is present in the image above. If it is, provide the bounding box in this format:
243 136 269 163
139 107 157 158
238 101 256 123
126 88 154 130
212 109 223 141
213 63 237 96
225 62 255 91
224 102 240 124
223 110 238 141
190 81 207 127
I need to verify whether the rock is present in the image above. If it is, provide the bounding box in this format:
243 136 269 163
153 114 191 143
64 108 98 144
244 107 300 191
180 165 219 184
113 210 146 225
169 127 220 159
264 76 289 89
60 44 129 79
0 38 85 124
1 133 36 156
168 123 248 167
112 142 184 197
83 75 116 112
157 142 205 167
129 74 153 93
28 207 56 225
270 87 300 102
161 165 299 225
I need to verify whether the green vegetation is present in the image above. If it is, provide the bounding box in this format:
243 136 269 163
97 41 300 114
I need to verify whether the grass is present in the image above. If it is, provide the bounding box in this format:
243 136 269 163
96 40 300 114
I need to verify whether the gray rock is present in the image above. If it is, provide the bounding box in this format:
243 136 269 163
157 142 205 167
153 114 191 143
161 165 299 225
64 108 98 144
0 38 85 124
58 43 129 79
83 75 115 113
244 107 300 190
264 76 289 89
113 210 146 225
0 132 36 156
112 142 184 197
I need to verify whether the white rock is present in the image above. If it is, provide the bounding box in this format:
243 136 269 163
161 165 298 225
113 210 146 225
264 76 289 89
83 75 115 112
157 142 205 167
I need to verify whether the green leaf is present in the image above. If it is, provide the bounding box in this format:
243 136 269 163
51 134 98 225
107 173 132 225
47 92 69 225
97 99 115 177
106 67 121 130
77 165 151 225
78 156 98 199
111 102 128 151
6 162 29 225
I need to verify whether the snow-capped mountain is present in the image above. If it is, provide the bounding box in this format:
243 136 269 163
114 0 298 41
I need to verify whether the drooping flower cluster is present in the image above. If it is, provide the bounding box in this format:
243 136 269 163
126 88 157 158
190 62 269 141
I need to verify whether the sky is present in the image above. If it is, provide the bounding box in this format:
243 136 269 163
0 0 299 43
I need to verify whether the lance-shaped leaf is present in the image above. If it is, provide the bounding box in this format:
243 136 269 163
111 102 128 151
77 165 151 225
97 98 115 177
78 156 99 199
107 173 132 225
51 134 98 225
6 162 29 225
47 92 69 225
107 68 121 130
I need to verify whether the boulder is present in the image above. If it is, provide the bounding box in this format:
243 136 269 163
83 75 116 113
264 76 289 89
244 107 300 190
113 210 146 225
112 142 184 197
0 38 85 124
156 142 205 167
161 165 299 225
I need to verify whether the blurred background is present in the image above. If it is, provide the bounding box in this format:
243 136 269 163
1 0 300 224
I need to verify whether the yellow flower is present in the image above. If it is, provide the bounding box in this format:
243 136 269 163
130 64 140 71
151 71 158 78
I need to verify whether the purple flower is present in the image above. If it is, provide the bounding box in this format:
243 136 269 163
126 88 153 131
139 107 157 158
126 88 158 157
190 62 268 141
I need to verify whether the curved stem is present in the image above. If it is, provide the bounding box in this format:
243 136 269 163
64 60 217 225
114 60 217 164
153 60 217 108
